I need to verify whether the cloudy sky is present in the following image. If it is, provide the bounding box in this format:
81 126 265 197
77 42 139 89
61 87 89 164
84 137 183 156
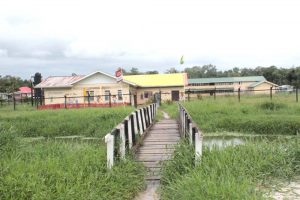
0 0 300 79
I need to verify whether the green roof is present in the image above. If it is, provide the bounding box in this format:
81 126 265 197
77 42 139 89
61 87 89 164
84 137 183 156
188 76 265 84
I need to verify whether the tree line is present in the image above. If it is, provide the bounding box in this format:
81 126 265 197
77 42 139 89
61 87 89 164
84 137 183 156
124 65 300 87
1 65 299 93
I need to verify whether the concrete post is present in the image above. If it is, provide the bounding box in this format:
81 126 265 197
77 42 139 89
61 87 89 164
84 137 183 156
195 131 203 163
105 133 114 169
141 109 146 130
148 106 152 124
132 112 138 135
138 110 143 135
127 117 132 148
119 123 126 159
189 122 193 144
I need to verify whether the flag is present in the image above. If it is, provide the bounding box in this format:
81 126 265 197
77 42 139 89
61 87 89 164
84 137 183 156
180 55 184 65
115 67 123 82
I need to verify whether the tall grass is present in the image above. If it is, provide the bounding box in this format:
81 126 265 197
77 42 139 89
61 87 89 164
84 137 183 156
0 137 145 200
161 95 300 135
160 138 300 199
0 106 133 137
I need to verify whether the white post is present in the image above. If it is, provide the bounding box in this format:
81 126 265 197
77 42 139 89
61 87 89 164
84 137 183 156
119 123 126 159
195 131 203 163
148 106 152 124
132 112 138 135
105 133 114 169
183 111 186 137
141 109 146 130
189 122 193 144
138 110 143 135
127 117 132 148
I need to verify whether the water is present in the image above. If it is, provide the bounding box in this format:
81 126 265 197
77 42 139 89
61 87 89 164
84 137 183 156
203 136 245 150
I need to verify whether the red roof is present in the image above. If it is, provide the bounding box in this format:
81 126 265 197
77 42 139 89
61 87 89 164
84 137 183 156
19 86 32 93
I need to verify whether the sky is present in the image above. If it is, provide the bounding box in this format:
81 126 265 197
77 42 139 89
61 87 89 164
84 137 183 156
0 0 300 79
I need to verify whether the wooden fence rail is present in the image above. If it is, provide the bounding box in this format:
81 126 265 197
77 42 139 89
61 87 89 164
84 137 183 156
105 103 157 169
178 103 203 163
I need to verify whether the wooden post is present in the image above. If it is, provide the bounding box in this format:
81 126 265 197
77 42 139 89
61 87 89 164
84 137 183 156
270 86 273 100
195 132 203 164
238 88 241 102
64 95 67 109
13 94 16 111
119 123 126 159
296 87 298 103
30 80 34 107
87 92 90 107
188 89 190 101
109 92 112 107
105 133 114 169
159 90 162 106
214 88 216 100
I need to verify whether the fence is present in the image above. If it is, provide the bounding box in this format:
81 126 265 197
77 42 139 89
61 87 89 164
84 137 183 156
0 93 136 110
185 87 299 102
178 103 203 164
104 103 157 169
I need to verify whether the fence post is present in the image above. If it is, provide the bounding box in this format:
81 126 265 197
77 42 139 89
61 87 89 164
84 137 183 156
132 112 138 135
148 105 152 124
195 131 203 164
109 92 112 107
296 87 298 103
31 85 34 107
126 117 133 149
214 88 216 100
13 94 16 111
141 109 146 130
159 90 162 106
88 92 90 107
137 110 143 134
105 133 114 169
36 97 39 109
119 123 126 159
64 95 67 109
188 89 190 101
270 86 273 100
189 122 193 144
238 88 241 102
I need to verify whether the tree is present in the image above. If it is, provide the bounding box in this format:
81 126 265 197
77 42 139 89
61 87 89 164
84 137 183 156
145 70 159 74
165 67 179 74
0 75 30 93
33 72 42 99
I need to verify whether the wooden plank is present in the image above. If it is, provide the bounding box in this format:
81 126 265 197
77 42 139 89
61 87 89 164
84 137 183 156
146 176 161 180
142 141 178 145
138 149 175 154
139 145 176 149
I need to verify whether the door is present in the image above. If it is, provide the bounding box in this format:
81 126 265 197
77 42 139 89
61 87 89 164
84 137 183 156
171 90 180 101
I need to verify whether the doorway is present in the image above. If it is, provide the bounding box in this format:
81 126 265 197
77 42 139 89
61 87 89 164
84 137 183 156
171 90 179 101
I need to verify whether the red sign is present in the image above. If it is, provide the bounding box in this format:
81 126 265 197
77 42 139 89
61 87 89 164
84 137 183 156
115 68 123 82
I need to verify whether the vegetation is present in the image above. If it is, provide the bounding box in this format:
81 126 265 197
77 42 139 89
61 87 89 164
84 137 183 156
0 106 133 138
161 95 300 135
0 136 145 199
160 138 300 199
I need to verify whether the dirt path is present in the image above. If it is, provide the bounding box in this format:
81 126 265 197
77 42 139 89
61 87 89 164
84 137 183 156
269 178 300 200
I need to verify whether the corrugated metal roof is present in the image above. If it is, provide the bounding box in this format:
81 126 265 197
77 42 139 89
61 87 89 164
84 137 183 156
248 80 278 88
124 73 187 87
188 76 266 84
35 76 85 88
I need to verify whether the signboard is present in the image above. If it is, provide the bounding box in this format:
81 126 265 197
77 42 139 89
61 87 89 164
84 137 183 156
115 67 123 82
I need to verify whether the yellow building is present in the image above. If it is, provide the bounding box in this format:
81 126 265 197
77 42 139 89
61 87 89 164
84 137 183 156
35 71 187 107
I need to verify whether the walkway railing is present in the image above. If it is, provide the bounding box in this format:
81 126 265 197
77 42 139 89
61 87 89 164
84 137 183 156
178 103 203 163
105 103 157 169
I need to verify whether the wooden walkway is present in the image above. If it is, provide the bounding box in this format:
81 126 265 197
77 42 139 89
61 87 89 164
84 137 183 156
136 119 180 181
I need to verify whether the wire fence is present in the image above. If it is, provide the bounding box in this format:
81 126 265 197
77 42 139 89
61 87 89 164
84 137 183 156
0 87 298 111
185 87 299 102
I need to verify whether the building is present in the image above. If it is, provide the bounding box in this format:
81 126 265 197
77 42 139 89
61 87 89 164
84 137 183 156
35 71 187 107
14 86 33 100
277 85 294 93
186 76 278 97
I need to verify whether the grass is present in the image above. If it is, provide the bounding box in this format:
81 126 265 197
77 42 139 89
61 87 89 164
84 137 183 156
0 104 146 199
160 138 300 200
161 94 300 135
0 105 133 137
0 130 145 200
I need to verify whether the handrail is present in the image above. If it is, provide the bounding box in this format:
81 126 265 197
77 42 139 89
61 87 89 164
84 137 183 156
178 103 203 163
105 103 157 169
